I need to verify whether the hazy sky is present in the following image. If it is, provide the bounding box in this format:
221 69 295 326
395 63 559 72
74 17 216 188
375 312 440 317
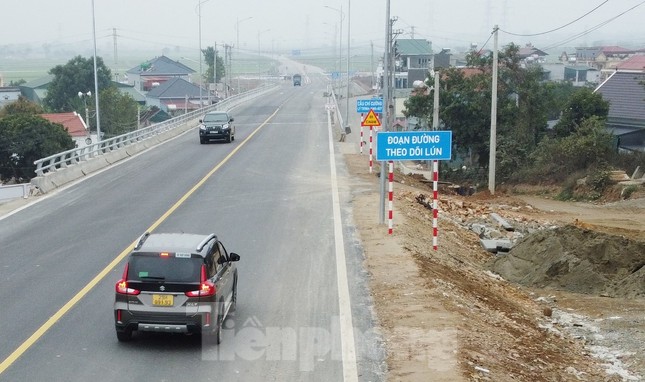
1 0 644 56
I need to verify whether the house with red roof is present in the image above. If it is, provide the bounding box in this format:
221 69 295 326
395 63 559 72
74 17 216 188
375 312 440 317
40 112 97 148
614 55 645 72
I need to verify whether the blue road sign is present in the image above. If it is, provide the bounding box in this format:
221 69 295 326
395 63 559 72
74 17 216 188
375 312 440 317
376 131 452 161
356 98 383 113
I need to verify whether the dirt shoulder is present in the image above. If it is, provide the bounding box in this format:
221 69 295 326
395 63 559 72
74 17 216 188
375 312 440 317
345 153 644 381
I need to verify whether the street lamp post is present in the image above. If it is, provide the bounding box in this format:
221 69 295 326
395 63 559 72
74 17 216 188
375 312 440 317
324 5 343 87
196 0 211 108
257 28 271 86
325 3 350 133
346 0 351 134
236 17 253 94
78 91 91 139
91 0 101 142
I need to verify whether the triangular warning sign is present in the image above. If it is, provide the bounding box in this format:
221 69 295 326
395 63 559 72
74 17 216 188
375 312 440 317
361 109 381 126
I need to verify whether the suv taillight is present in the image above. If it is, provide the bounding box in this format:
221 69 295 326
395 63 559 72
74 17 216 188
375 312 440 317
185 265 216 297
115 263 140 295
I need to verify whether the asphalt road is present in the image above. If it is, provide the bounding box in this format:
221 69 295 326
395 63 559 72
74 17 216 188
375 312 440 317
0 74 385 381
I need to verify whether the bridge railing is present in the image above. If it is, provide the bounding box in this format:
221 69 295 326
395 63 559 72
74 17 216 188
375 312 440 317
33 84 279 176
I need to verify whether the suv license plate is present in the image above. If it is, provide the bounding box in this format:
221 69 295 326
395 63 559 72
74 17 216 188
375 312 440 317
152 294 173 306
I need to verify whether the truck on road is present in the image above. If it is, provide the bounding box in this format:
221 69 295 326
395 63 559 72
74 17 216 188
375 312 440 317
293 74 302 86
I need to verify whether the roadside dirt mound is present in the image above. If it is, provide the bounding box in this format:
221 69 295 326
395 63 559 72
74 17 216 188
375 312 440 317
490 225 645 298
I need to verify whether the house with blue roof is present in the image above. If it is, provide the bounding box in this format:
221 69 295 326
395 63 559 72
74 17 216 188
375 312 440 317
145 77 210 116
595 70 645 152
126 56 195 92
392 39 433 89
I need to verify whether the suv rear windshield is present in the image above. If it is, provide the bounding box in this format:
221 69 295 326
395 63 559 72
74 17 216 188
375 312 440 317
128 254 203 283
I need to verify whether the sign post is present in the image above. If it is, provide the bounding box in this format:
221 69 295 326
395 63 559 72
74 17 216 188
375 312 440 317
361 109 381 173
375 131 452 161
376 130 453 235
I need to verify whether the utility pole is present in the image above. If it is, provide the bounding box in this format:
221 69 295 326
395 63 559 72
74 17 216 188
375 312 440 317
345 0 351 134
214 41 217 103
224 44 231 98
380 0 391 224
488 25 499 195
113 28 118 82
370 40 374 89
91 0 101 142
198 1 203 108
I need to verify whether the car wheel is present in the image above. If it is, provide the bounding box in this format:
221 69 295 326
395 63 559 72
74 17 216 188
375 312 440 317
116 328 132 342
208 306 223 345
231 277 237 313
225 133 231 143
200 137 206 144
214 312 223 344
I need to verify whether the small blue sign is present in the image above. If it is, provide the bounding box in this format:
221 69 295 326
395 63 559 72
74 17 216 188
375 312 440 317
376 131 452 161
356 98 383 113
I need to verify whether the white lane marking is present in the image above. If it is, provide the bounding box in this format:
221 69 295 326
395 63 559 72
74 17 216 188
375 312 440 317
327 111 359 382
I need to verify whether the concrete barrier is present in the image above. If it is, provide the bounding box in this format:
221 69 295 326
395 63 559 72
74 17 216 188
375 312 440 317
30 175 56 194
49 164 86 188
80 157 110 175
103 150 129 165
125 143 146 157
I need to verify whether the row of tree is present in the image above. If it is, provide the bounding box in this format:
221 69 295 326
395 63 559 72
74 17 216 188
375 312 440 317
403 43 634 192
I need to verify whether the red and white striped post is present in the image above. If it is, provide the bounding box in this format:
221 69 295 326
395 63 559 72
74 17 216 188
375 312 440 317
388 161 394 235
359 113 364 155
432 160 439 250
369 126 373 173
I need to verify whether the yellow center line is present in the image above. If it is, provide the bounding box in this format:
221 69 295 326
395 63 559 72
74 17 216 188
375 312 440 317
0 107 281 375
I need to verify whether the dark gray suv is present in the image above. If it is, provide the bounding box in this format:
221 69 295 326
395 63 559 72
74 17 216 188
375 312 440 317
114 232 240 343
199 111 235 143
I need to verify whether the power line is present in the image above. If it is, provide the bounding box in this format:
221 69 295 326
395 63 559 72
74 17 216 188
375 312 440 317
477 28 496 55
499 0 609 37
542 0 645 50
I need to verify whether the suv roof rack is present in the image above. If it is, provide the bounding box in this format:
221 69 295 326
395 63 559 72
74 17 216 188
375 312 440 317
134 232 150 250
196 233 216 252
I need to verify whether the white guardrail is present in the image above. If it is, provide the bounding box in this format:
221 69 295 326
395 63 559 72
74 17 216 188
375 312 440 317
33 84 279 176
19 83 281 195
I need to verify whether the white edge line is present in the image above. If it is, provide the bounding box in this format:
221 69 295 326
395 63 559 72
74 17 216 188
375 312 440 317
327 110 359 382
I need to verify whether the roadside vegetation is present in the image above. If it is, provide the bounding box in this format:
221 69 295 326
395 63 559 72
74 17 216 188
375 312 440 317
404 43 644 201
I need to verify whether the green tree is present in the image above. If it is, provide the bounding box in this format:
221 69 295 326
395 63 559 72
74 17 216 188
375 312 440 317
98 87 139 138
44 55 112 112
527 116 614 183
542 81 576 120
0 114 75 181
403 44 552 172
0 96 44 118
9 79 26 86
203 46 226 84
553 87 609 137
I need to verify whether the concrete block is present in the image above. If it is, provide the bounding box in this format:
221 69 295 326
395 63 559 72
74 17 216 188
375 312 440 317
632 166 643 180
79 157 110 175
480 239 513 254
103 150 128 164
49 165 85 188
30 175 57 194
125 143 146 157
491 212 514 231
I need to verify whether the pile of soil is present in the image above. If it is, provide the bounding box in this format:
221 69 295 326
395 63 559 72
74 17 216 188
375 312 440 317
490 225 645 298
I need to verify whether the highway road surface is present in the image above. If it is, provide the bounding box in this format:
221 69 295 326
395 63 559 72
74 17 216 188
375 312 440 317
0 74 385 381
